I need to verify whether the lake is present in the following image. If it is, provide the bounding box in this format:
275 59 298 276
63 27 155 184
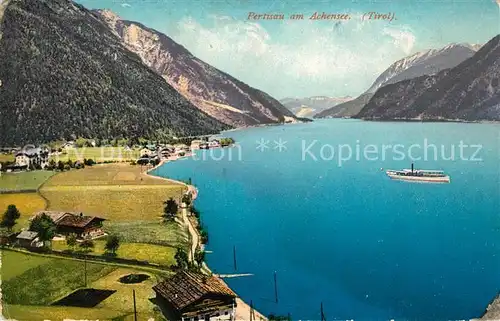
151 119 500 321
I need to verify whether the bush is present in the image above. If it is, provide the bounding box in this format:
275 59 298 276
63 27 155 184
199 227 208 244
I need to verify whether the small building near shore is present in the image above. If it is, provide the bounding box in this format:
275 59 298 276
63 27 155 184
32 211 106 240
153 271 237 321
16 231 43 249
207 140 220 148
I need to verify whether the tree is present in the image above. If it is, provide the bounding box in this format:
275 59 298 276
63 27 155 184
29 213 56 247
269 314 291 321
174 247 189 269
48 159 56 170
75 137 87 148
182 193 192 207
199 229 208 244
83 158 95 166
163 197 178 221
57 160 65 171
0 205 21 231
190 206 200 218
66 233 77 250
79 239 94 252
105 234 120 255
194 249 205 267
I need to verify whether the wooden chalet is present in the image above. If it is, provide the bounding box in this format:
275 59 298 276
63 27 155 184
32 211 105 239
153 271 237 321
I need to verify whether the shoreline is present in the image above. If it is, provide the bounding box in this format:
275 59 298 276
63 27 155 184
320 116 500 124
146 155 268 320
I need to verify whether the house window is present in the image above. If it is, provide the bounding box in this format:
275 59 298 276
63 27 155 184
224 311 228 315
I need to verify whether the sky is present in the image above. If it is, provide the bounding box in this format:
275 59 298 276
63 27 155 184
78 0 499 99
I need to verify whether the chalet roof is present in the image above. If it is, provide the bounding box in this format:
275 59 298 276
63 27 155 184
32 211 105 228
32 211 73 223
15 147 47 157
17 231 38 240
153 271 236 311
57 214 105 228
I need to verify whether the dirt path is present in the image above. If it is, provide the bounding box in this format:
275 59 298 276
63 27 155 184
182 185 199 262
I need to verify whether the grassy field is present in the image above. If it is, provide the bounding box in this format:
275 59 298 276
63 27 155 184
0 171 54 191
1 163 186 320
3 254 116 305
43 163 182 187
0 153 14 162
52 240 178 266
1 250 168 321
0 193 46 229
51 147 141 162
39 163 188 258
42 187 183 221
41 164 185 222
3 304 127 321
1 250 53 281
105 220 189 247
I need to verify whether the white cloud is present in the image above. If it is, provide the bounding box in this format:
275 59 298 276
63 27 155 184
383 27 416 54
173 15 417 97
121 3 132 8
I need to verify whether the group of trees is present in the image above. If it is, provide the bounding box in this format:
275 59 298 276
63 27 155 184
137 157 160 166
45 158 95 171
165 193 207 271
74 137 131 148
66 233 120 255
219 137 235 147
190 205 208 245
174 247 206 271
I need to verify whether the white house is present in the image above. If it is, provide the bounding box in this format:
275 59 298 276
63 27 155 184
61 141 75 150
15 147 49 169
208 140 220 148
190 140 204 150
140 148 155 157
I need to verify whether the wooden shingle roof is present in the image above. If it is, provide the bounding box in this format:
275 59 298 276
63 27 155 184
57 214 104 228
153 271 236 311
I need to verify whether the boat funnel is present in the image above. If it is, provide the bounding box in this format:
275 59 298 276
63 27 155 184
411 163 414 173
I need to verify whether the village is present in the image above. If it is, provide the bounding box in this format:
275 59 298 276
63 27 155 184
0 136 267 321
0 137 235 173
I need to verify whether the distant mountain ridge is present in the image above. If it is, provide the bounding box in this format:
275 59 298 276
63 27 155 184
356 35 500 121
280 96 352 118
94 9 295 128
0 0 227 146
316 43 479 118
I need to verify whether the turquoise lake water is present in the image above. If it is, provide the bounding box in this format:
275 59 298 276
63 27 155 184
152 119 500 321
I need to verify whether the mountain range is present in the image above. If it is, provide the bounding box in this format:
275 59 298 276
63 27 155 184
280 96 352 118
316 43 480 118
357 35 500 121
0 0 293 146
94 9 295 128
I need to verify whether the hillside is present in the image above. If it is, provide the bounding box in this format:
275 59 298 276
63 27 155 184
0 0 227 146
94 9 295 128
316 43 478 118
280 96 352 118
357 35 500 121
